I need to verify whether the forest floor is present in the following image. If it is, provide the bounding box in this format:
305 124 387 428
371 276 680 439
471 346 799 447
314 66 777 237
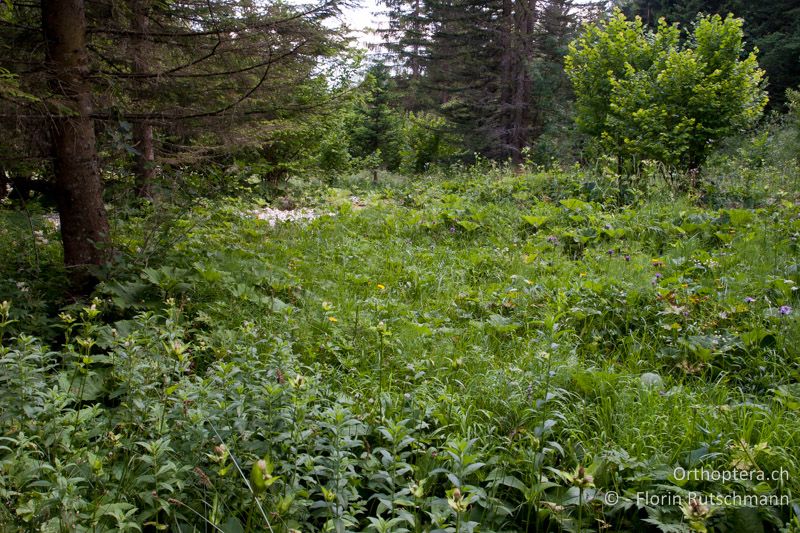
1 168 800 531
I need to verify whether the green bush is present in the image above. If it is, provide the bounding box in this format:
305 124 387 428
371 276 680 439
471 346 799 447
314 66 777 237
399 112 462 174
566 10 768 175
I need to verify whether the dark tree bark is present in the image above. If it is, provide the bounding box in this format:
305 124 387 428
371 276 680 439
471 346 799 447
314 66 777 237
509 0 536 165
130 0 155 199
500 0 514 157
132 121 155 198
497 0 537 164
42 0 111 291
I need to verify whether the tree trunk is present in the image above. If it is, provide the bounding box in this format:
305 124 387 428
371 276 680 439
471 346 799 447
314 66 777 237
133 120 155 198
131 0 155 199
411 0 421 80
509 0 536 165
42 0 111 291
500 0 514 159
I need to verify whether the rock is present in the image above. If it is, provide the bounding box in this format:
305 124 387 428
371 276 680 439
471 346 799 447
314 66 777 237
246 206 330 227
640 372 664 389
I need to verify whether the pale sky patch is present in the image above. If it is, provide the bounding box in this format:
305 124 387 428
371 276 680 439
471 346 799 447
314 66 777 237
341 0 386 47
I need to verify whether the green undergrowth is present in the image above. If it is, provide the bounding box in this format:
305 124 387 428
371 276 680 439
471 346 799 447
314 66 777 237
1 165 800 532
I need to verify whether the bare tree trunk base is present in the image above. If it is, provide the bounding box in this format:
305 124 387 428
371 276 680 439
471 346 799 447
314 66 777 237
43 0 111 293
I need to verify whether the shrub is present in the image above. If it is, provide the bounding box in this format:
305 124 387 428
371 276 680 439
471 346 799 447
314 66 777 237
565 10 768 175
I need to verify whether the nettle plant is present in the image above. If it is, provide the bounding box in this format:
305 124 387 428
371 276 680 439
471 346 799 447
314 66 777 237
0 298 536 532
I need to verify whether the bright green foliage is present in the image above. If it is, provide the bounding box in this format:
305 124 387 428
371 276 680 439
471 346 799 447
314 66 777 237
317 116 354 174
316 79 462 176
566 10 768 171
1 154 799 531
398 112 462 174
788 87 800 154
623 0 800 111
348 64 404 171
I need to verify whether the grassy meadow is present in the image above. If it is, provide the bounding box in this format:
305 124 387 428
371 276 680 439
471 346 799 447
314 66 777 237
1 163 799 532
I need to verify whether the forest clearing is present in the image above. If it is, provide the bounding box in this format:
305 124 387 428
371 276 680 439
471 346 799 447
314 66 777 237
1 0 799 531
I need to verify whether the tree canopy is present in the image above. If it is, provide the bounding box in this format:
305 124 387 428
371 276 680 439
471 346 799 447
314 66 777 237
565 9 767 170
621 0 800 110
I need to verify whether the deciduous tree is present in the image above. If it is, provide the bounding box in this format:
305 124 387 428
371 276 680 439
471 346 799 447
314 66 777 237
565 10 767 172
620 0 800 110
